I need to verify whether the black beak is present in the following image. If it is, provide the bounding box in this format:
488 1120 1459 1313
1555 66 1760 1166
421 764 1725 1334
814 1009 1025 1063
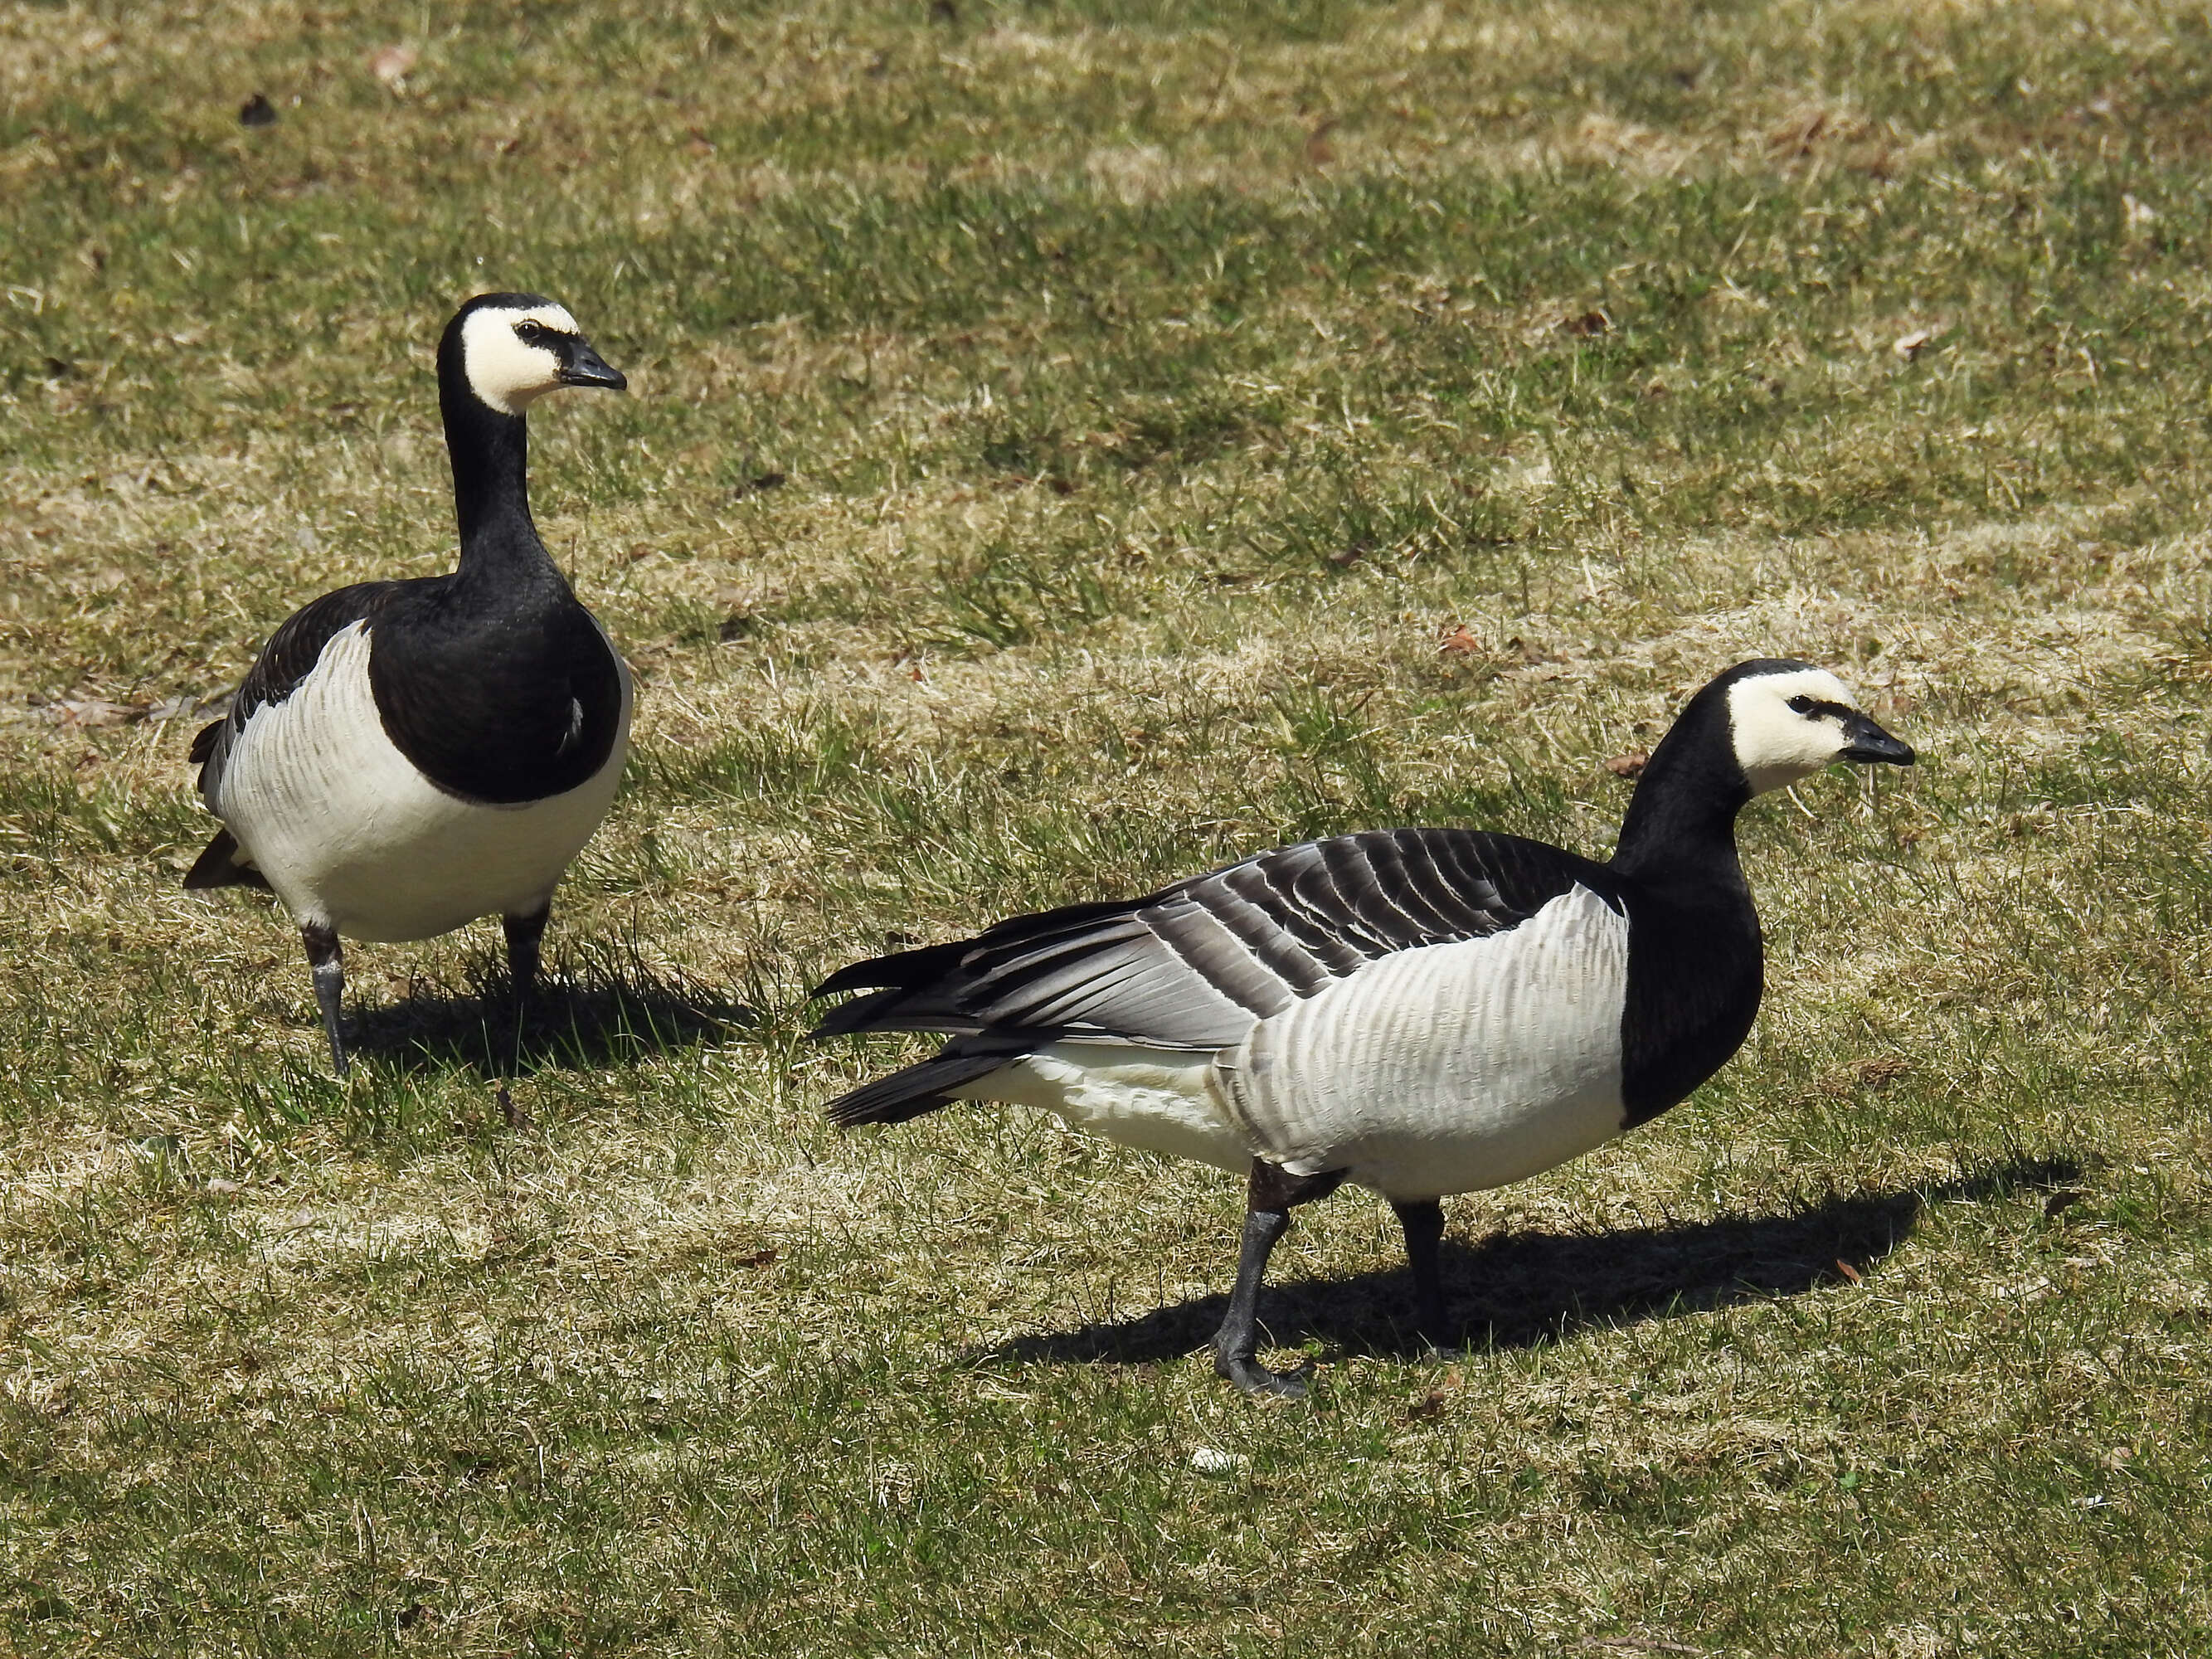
558 338 628 392
1839 713 1914 766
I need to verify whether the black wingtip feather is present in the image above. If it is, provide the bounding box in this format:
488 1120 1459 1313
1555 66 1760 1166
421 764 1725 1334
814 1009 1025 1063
808 985 918 1039
187 718 224 766
809 939 974 1001
809 959 902 1001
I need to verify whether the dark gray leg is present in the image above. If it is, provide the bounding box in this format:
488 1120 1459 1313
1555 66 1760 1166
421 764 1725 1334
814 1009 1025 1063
503 904 550 1015
1392 1198 1451 1353
501 904 552 1072
1212 1160 1346 1398
301 922 348 1077
1214 1204 1294 1395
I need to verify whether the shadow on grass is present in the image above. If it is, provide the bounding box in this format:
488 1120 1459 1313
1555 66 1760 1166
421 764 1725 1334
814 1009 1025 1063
978 1155 2081 1369
344 944 756 1078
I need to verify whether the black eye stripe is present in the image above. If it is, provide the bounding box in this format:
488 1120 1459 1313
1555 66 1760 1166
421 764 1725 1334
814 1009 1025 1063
1786 695 1857 720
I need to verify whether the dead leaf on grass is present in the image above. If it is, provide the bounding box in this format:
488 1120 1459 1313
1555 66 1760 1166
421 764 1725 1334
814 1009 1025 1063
35 696 141 728
145 693 218 723
496 1085 531 1131
369 44 418 91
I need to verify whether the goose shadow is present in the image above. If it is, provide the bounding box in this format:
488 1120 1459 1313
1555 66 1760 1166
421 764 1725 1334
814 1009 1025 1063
975 1155 2081 1369
343 945 756 1077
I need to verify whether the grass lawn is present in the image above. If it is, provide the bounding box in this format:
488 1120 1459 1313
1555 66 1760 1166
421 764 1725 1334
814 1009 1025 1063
4 0 2211 1652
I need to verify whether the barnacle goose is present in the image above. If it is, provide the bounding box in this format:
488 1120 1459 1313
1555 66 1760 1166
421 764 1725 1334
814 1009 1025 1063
184 294 633 1076
813 660 1914 1395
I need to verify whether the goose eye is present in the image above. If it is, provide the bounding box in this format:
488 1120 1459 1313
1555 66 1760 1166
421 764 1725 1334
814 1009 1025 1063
1787 694 1815 715
514 321 546 343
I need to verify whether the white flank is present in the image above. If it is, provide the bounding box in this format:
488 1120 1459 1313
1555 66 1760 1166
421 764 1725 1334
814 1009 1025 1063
459 303 580 415
1726 666 1860 795
955 1044 1254 1175
207 622 631 941
1216 885 1633 1199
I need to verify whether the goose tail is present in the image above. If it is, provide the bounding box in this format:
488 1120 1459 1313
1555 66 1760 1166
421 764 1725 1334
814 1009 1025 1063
822 1050 1010 1129
182 829 270 892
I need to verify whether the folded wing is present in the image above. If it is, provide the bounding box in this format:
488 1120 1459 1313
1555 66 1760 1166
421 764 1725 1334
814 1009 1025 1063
188 581 411 805
813 828 1605 1053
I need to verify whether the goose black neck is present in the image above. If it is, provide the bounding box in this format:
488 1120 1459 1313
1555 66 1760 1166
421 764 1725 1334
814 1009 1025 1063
1608 694 1750 884
436 372 565 595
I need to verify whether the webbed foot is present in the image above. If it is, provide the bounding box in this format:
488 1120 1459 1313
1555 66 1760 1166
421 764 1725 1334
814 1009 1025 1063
1214 1351 1312 1399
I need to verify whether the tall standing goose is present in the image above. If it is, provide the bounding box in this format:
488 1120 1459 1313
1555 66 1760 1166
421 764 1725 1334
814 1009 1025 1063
813 660 1914 1395
184 293 632 1075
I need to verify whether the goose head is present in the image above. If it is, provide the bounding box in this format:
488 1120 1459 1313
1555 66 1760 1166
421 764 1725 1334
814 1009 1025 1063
1720 660 1915 795
444 292 627 416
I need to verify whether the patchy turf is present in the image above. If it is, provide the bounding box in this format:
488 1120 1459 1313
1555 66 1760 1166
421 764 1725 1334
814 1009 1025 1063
2 1 2210 1653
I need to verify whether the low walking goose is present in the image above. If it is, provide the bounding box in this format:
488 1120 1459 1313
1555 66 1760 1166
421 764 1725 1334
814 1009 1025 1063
184 293 633 1075
813 660 1914 1395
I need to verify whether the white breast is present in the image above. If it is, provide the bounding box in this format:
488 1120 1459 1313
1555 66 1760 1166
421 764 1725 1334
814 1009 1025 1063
207 622 631 941
1213 884 1631 1199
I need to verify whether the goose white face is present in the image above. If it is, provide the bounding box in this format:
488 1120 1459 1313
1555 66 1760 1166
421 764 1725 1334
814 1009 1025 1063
1726 667 1908 795
459 302 625 414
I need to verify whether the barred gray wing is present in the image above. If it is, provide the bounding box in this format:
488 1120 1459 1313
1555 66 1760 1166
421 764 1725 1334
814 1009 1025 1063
811 829 1609 1051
